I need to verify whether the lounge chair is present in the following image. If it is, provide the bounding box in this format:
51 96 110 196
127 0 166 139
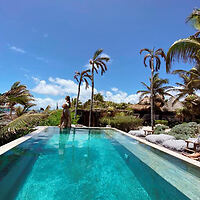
185 136 200 153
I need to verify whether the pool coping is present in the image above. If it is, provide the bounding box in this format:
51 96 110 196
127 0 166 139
0 126 47 156
0 126 200 169
73 126 200 168
110 127 200 168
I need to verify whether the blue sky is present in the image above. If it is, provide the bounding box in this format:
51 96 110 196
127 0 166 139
0 0 199 108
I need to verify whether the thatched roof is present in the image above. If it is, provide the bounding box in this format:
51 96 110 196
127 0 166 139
162 97 183 112
128 104 150 111
138 96 150 105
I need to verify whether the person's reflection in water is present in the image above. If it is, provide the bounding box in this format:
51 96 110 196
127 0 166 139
58 128 71 157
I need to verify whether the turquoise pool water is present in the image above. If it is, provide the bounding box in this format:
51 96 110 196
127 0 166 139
0 127 199 200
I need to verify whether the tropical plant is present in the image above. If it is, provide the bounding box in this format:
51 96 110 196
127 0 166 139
94 93 104 102
166 8 200 72
71 98 82 109
74 69 91 119
155 120 169 126
0 82 35 119
137 73 172 103
0 113 48 146
0 113 48 133
172 66 200 90
187 67 200 89
39 110 80 126
184 94 200 121
170 70 196 104
154 124 169 135
15 106 24 117
139 47 166 130
100 115 143 132
89 49 110 127
168 122 199 140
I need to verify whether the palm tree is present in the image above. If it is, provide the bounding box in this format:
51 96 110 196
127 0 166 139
187 67 200 89
170 70 195 104
0 113 48 136
137 73 173 114
137 73 173 98
166 8 200 72
89 49 110 127
172 66 200 90
0 82 34 119
74 69 92 119
140 48 166 130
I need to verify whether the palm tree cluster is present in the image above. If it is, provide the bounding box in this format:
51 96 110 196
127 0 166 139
0 81 35 119
137 73 173 105
139 48 166 130
73 49 110 126
138 8 200 127
165 8 200 121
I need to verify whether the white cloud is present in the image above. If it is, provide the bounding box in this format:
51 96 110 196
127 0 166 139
31 77 96 102
34 97 65 109
104 90 140 104
32 76 40 83
111 87 118 92
196 90 200 96
32 80 62 96
31 77 141 108
9 46 26 54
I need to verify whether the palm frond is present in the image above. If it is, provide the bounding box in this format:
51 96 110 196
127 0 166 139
166 38 200 72
84 78 89 89
97 57 110 62
154 55 161 71
0 113 48 133
140 48 152 54
155 48 166 60
186 8 200 30
138 92 150 100
93 49 103 60
141 82 150 90
143 54 151 67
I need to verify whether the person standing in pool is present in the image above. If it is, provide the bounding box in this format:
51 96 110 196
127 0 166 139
59 96 71 128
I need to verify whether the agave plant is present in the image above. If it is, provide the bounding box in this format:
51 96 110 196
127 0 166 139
89 49 110 127
166 8 200 72
140 48 166 130
74 69 92 119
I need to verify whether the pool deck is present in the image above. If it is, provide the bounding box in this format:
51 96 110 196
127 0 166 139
0 126 200 169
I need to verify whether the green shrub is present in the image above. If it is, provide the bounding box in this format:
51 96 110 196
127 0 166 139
154 125 169 135
39 110 80 126
0 127 33 146
155 120 168 126
196 119 200 124
168 122 199 140
100 116 143 132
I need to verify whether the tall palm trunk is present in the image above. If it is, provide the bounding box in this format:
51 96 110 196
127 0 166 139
9 106 13 119
89 67 94 127
74 81 81 119
150 58 154 130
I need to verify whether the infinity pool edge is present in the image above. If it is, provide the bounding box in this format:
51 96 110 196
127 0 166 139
0 126 199 169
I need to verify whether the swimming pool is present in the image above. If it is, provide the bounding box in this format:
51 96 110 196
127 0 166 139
0 127 199 200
